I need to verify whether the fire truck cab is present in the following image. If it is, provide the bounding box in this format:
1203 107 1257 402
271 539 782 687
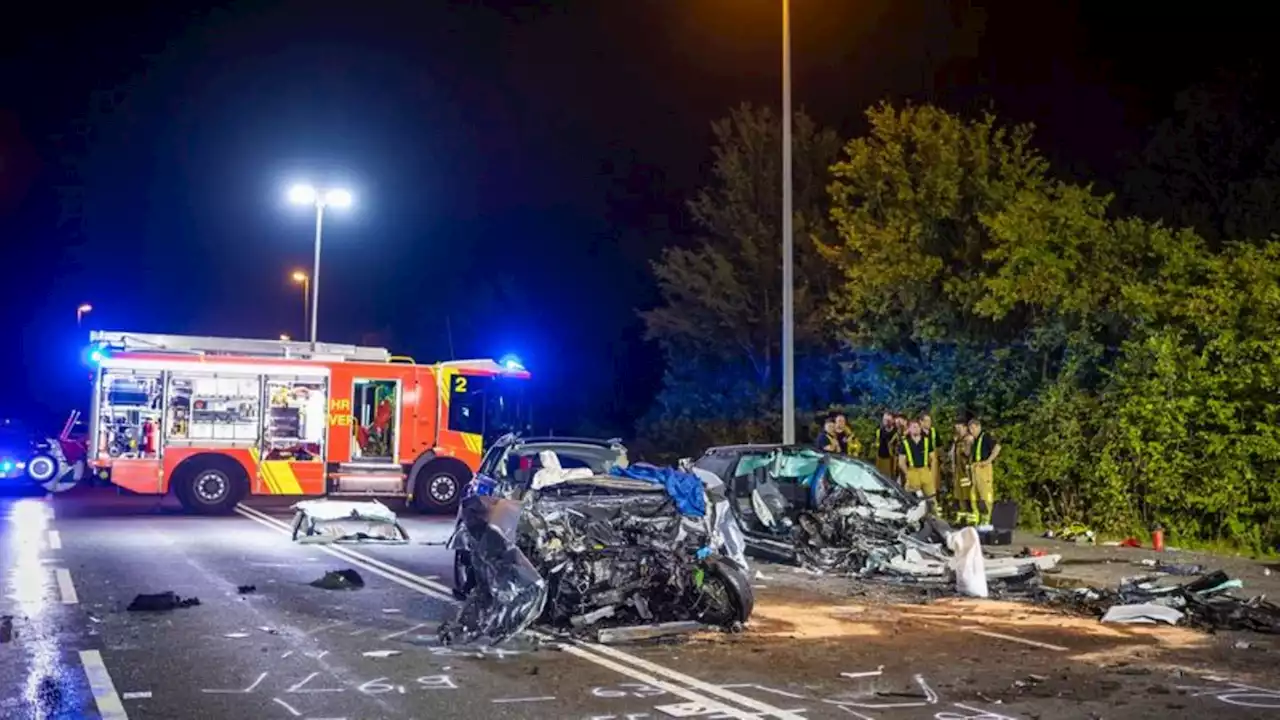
86 331 530 515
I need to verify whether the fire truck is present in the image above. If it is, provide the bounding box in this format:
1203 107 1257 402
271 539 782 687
85 331 530 515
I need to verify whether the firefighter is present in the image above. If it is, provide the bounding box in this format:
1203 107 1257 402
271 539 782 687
899 420 935 508
815 414 840 453
921 413 940 499
967 418 1001 527
950 422 974 523
833 411 862 457
874 412 898 480
893 414 908 482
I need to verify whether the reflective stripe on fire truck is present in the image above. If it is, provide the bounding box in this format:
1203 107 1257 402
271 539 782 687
247 448 304 494
461 433 482 455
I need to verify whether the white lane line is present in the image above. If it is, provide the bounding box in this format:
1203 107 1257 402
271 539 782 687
570 640 808 720
380 622 428 641
48 530 62 550
56 568 79 604
964 627 1068 652
235 504 796 719
492 696 556 703
79 649 129 719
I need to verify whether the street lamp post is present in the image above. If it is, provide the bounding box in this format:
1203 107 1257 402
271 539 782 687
291 270 310 339
76 303 93 327
287 185 353 348
780 0 796 445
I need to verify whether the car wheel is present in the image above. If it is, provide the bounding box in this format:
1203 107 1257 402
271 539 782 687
412 465 464 514
452 550 473 600
176 460 247 515
26 453 60 485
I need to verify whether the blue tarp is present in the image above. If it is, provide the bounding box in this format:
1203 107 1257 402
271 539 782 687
609 463 707 517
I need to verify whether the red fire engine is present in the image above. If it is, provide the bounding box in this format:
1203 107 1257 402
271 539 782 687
86 331 530 515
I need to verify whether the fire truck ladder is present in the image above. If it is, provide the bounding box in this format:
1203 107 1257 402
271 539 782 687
89 331 392 362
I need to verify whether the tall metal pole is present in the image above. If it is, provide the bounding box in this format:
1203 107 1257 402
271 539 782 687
301 278 310 342
309 203 325 348
781 0 796 445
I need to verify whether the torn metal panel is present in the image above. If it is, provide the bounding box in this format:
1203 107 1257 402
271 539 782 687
444 469 754 645
290 499 409 544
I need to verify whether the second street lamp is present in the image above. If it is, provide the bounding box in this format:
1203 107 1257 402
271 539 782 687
287 184 353 347
291 270 309 340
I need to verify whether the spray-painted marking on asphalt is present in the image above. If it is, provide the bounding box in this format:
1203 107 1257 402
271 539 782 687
80 650 129 719
234 504 799 720
963 627 1068 652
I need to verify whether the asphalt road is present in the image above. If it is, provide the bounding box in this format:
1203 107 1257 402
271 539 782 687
3 487 1279 720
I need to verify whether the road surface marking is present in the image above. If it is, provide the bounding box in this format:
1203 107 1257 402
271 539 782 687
381 623 428 640
235 504 800 720
272 697 303 716
79 650 129 719
47 530 62 550
492 696 556 703
202 672 267 694
964 627 1068 652
56 568 78 604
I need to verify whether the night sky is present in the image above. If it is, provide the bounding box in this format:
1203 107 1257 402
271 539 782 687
0 1 1274 435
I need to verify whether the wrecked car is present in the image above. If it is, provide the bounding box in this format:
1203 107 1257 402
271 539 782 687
694 445 1058 582
442 437 753 644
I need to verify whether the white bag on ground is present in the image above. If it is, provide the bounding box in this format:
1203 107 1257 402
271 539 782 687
947 526 989 598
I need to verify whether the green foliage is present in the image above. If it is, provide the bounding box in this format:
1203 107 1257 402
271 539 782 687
642 98 1280 552
639 104 844 437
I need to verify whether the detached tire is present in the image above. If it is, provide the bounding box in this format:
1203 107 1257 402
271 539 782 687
175 458 248 515
695 556 755 626
411 464 465 514
452 550 473 600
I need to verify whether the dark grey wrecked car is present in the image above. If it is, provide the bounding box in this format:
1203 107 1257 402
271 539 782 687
441 447 754 645
694 445 1058 581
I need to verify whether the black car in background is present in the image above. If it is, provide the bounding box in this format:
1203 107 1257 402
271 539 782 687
0 420 60 489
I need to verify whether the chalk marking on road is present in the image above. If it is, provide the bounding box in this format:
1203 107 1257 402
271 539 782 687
235 503 796 720
272 697 303 716
569 640 808 720
287 672 346 693
348 626 371 636
56 568 78 604
79 649 129 719
304 620 349 635
47 530 62 550
202 672 268 694
963 628 1068 652
824 673 938 710
936 702 1020 719
381 622 428 640
492 696 556 703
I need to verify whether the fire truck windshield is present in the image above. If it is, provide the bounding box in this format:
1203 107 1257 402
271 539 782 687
447 374 528 444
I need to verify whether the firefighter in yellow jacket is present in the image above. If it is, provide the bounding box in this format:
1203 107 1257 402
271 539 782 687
921 413 940 501
967 418 1001 526
899 420 936 509
874 412 898 480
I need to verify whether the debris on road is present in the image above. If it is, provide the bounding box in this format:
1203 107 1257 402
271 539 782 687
222 632 250 638
236 584 256 594
596 621 708 644
126 591 201 612
309 569 365 590
0 615 12 643
1101 603 1185 625
361 649 402 658
121 691 152 700
1051 570 1280 633
290 499 409 544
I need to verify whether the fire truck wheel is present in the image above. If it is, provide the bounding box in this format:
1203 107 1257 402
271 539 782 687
175 458 248 515
411 462 466 514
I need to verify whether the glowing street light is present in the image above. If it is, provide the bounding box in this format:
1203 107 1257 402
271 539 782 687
287 183 354 347
76 303 93 327
280 334 291 342
290 270 310 339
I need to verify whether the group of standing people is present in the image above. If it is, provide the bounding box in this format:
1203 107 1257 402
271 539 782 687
816 410 1001 527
